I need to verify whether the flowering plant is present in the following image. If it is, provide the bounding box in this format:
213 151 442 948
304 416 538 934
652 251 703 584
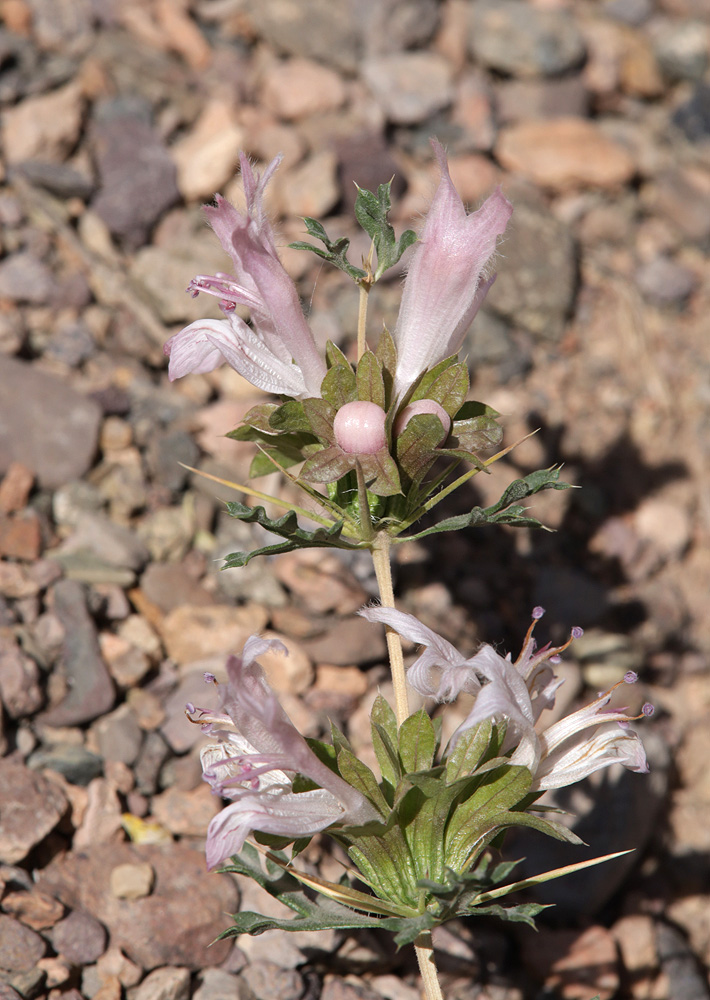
170 143 653 998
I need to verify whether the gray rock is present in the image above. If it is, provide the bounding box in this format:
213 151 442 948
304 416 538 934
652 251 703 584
365 0 440 55
469 0 586 78
672 83 710 142
193 969 248 1000
362 52 454 125
54 512 149 572
0 914 46 973
53 481 105 526
486 195 577 340
0 636 43 718
133 967 190 1000
0 357 101 489
636 256 696 307
244 0 363 71
465 310 515 366
604 0 653 25
134 730 171 796
240 962 304 1000
14 159 95 200
92 704 143 765
0 252 57 304
146 429 199 493
0 760 67 864
44 321 96 367
494 76 589 124
655 22 709 82
90 104 180 249
38 579 115 727
656 922 710 1000
51 909 107 965
140 562 215 614
28 743 103 786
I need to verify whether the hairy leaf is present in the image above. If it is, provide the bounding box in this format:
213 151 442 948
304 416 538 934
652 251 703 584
222 502 360 566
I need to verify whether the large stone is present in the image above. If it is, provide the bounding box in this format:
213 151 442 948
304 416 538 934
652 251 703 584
469 0 586 77
38 580 115 727
244 0 363 72
496 117 635 191
0 357 101 489
38 843 238 970
0 760 67 864
159 603 268 665
1 81 84 164
362 52 454 125
171 100 244 201
0 914 46 973
91 105 180 249
485 194 577 340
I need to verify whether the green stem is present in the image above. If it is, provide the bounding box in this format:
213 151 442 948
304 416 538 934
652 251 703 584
414 931 445 1000
370 534 409 728
357 280 370 361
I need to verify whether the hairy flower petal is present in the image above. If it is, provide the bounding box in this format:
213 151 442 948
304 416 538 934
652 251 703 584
392 140 512 398
205 788 346 869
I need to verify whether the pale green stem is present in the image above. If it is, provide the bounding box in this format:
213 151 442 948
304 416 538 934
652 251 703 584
414 931 445 1000
370 534 409 728
357 281 370 361
355 463 374 542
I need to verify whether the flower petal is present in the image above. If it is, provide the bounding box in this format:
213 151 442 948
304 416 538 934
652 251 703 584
205 788 345 868
392 140 512 397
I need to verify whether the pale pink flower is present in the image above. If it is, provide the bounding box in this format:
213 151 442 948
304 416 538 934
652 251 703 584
187 636 377 869
360 606 650 791
165 155 326 398
392 141 513 399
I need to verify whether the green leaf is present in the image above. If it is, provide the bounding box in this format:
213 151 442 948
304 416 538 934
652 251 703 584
268 399 313 435
454 400 500 421
444 766 533 872
222 502 360 566
227 402 279 436
398 709 437 774
395 413 448 485
336 746 390 817
300 446 355 485
457 901 551 929
450 415 503 455
320 364 357 410
410 362 470 418
325 340 352 369
380 912 438 949
248 442 306 478
406 355 459 403
302 397 338 443
290 218 367 283
404 466 574 541
375 327 397 387
358 451 402 497
445 719 498 784
370 695 401 791
217 844 386 937
356 351 386 409
354 180 417 280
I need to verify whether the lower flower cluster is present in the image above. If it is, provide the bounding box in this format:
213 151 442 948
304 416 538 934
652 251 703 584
187 610 652 942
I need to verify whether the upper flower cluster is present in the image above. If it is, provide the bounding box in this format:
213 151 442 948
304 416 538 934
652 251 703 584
360 605 651 790
165 142 512 408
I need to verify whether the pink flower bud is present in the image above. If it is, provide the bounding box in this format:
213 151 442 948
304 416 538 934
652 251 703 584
333 401 387 455
394 399 451 442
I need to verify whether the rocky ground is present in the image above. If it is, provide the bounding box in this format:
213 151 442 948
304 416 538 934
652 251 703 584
1 0 710 998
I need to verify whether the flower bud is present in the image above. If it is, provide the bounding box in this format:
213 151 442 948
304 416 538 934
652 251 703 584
394 399 451 442
333 401 387 455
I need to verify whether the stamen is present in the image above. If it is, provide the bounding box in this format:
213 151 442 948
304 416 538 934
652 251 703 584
549 654 561 664
642 703 654 717
532 606 545 619
571 626 584 639
624 671 638 684
204 672 217 684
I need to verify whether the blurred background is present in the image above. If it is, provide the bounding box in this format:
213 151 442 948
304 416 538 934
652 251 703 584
0 1 709 998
